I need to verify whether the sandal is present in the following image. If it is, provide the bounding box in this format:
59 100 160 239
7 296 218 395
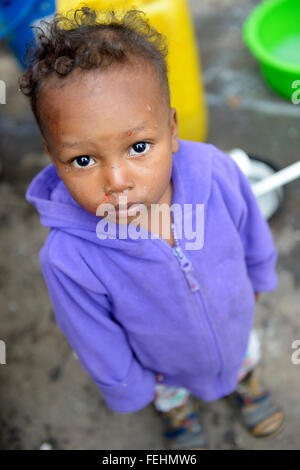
153 395 209 450
225 370 284 438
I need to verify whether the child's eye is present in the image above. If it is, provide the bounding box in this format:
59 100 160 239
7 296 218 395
71 155 95 168
129 142 151 156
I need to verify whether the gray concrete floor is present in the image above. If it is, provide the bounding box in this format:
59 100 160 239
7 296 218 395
0 0 299 449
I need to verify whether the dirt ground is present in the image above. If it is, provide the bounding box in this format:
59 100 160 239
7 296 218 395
0 0 299 450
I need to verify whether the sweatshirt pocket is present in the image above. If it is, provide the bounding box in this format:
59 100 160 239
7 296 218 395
93 359 156 413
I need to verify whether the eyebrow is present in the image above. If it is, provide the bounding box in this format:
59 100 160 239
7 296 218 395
123 124 156 137
59 124 157 149
60 141 85 149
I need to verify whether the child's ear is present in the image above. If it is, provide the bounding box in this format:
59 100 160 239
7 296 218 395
43 141 56 166
170 107 179 154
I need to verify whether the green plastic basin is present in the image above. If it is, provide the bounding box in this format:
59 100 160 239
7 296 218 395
243 0 300 100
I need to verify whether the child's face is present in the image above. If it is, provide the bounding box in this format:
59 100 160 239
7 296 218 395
40 59 179 223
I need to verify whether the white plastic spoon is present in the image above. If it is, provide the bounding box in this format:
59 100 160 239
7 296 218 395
228 148 300 197
251 161 300 197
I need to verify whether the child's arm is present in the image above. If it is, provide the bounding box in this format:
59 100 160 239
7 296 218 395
39 243 156 414
234 167 278 294
210 145 278 294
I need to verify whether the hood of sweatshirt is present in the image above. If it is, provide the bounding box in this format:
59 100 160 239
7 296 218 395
25 139 213 250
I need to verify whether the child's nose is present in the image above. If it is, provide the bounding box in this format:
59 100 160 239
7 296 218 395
103 164 134 195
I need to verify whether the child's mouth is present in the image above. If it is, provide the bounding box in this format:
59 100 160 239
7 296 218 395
109 202 146 217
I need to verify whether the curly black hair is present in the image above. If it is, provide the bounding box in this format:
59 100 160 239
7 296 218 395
18 6 170 134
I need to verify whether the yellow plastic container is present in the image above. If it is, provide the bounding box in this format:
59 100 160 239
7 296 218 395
57 0 208 142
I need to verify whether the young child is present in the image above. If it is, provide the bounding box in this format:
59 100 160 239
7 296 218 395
20 7 284 450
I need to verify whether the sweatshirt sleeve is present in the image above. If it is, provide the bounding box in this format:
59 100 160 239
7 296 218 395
39 242 156 413
210 145 278 293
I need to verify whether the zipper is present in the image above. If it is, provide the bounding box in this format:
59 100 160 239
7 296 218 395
170 222 200 292
168 220 223 397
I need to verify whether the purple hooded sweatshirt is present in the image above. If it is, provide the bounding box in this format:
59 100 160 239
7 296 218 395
26 139 278 413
